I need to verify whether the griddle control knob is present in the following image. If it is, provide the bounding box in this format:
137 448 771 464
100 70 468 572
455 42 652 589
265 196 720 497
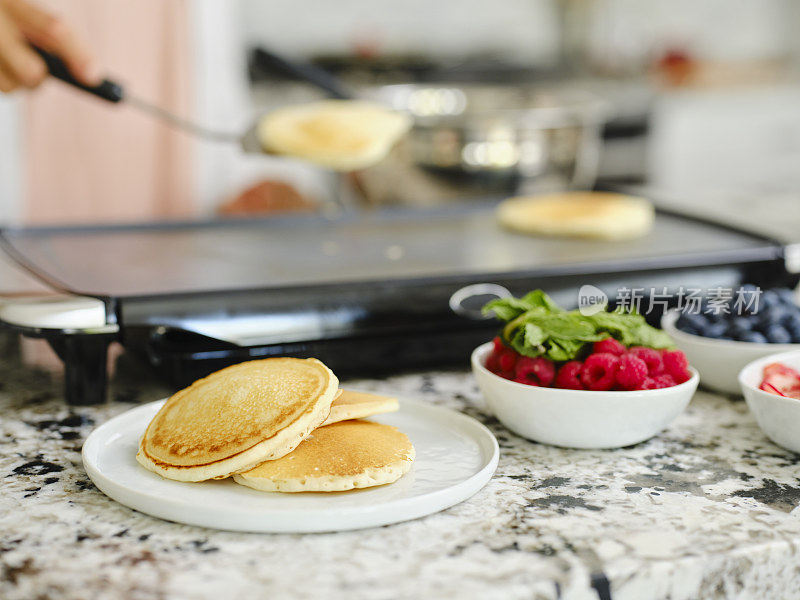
449 283 512 320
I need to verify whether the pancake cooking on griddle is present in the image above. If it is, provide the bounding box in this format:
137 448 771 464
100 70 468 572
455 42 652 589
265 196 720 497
496 191 654 240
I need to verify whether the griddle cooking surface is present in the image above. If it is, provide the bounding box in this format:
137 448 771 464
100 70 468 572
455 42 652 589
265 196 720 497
1 206 779 299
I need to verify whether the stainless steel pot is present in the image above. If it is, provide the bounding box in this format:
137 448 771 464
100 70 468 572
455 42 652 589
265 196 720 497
368 84 609 192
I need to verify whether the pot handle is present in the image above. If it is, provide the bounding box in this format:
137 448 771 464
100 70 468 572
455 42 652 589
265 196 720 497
449 283 512 320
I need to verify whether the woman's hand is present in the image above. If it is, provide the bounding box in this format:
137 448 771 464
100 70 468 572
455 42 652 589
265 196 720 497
0 0 98 92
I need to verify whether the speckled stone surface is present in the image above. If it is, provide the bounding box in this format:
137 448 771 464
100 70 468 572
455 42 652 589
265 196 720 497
3 335 800 600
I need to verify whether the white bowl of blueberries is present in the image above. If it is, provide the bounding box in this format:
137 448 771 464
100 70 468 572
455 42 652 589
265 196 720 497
661 286 800 395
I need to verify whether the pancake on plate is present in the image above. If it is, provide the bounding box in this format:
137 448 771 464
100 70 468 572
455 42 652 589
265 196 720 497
322 390 399 426
233 420 415 493
136 357 338 482
496 191 654 240
257 100 411 171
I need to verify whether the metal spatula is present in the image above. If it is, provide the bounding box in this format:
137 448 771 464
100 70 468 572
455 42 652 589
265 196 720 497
33 46 263 152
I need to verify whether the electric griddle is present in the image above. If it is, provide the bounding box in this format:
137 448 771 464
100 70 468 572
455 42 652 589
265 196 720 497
0 201 794 404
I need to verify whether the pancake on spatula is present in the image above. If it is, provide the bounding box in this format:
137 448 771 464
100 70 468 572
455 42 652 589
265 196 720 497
136 358 338 482
322 390 399 426
257 100 411 171
233 420 415 493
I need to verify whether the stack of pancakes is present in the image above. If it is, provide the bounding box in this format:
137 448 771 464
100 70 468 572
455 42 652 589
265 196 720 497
136 358 414 492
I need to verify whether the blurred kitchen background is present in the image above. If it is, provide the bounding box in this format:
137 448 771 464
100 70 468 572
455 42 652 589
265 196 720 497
1 0 800 226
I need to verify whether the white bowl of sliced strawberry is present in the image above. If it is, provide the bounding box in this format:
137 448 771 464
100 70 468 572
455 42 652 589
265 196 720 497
739 351 800 454
471 290 699 449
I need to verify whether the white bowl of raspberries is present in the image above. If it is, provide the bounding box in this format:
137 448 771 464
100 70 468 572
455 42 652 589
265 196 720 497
471 336 699 449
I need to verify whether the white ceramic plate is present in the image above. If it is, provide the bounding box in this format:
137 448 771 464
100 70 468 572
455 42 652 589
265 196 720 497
82 397 499 533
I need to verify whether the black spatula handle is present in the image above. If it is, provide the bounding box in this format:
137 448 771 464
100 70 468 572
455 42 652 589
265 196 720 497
32 45 124 103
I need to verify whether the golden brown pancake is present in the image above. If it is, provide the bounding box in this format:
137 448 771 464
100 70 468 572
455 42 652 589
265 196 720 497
136 357 338 482
496 191 654 240
257 100 411 171
233 420 415 492
322 390 399 426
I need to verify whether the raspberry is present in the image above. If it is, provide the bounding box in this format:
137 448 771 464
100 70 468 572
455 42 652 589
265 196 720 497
581 353 620 391
486 337 506 374
514 356 556 387
498 348 518 374
593 337 626 356
628 347 664 376
492 336 506 353
555 361 584 390
655 374 676 388
615 354 648 390
661 350 691 383
641 374 676 390
485 352 500 373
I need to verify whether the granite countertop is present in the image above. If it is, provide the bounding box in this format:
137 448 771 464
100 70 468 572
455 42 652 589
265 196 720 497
3 336 800 600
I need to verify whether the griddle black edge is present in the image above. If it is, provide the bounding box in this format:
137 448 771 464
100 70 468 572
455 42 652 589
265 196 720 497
127 259 795 391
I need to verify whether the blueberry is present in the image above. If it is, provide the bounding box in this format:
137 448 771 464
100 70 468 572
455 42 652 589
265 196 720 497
761 290 782 309
786 321 800 343
729 317 753 333
765 325 792 344
741 331 768 343
757 308 788 330
678 312 708 332
775 288 798 306
761 290 780 306
781 313 800 329
725 324 746 339
703 310 727 324
702 321 728 339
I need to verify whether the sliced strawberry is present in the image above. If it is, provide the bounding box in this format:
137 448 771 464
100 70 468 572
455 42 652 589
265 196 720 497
760 363 800 399
761 382 787 397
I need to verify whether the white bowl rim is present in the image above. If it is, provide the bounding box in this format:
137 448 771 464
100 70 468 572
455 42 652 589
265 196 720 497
662 308 800 352
738 349 800 407
471 341 699 398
